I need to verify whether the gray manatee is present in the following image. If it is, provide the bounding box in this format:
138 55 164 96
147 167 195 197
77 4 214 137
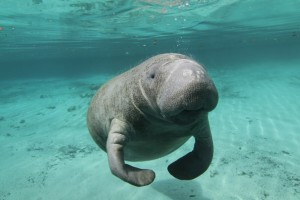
87 53 218 187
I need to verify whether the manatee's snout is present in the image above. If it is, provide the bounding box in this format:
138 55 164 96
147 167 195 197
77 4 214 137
157 59 218 119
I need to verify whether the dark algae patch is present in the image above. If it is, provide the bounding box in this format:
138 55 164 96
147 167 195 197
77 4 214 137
56 144 98 160
67 106 77 112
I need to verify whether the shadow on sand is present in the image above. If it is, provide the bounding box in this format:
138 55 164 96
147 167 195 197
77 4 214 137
152 179 211 200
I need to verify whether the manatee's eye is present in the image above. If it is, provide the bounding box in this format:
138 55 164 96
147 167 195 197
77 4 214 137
150 73 155 79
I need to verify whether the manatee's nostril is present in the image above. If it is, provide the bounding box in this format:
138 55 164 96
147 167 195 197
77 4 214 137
150 73 155 79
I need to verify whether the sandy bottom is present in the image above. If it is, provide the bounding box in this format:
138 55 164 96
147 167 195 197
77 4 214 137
0 60 299 200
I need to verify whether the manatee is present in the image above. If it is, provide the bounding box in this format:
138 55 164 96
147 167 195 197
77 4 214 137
87 53 218 187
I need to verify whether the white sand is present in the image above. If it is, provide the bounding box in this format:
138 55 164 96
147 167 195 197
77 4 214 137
0 60 299 200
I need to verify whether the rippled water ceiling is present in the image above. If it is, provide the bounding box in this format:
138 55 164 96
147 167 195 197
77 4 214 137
1 0 300 46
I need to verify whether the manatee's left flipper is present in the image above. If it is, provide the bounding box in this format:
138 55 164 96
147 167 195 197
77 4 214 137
168 119 213 180
107 119 155 187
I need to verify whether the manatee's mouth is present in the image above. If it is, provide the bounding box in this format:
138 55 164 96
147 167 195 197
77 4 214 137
180 109 201 117
167 108 202 124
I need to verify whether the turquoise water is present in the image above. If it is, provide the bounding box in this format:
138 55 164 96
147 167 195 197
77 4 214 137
1 0 300 199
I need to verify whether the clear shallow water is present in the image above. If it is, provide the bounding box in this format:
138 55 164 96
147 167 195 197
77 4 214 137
1 1 300 200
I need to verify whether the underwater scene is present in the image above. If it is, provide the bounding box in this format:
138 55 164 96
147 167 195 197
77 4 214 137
0 0 300 199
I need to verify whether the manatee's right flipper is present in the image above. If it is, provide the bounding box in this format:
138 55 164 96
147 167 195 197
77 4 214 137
106 119 155 187
168 116 213 180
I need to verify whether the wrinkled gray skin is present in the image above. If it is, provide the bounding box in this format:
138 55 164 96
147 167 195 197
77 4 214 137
87 53 218 187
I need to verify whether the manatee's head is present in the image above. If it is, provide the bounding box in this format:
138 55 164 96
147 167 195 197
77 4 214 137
141 54 218 124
